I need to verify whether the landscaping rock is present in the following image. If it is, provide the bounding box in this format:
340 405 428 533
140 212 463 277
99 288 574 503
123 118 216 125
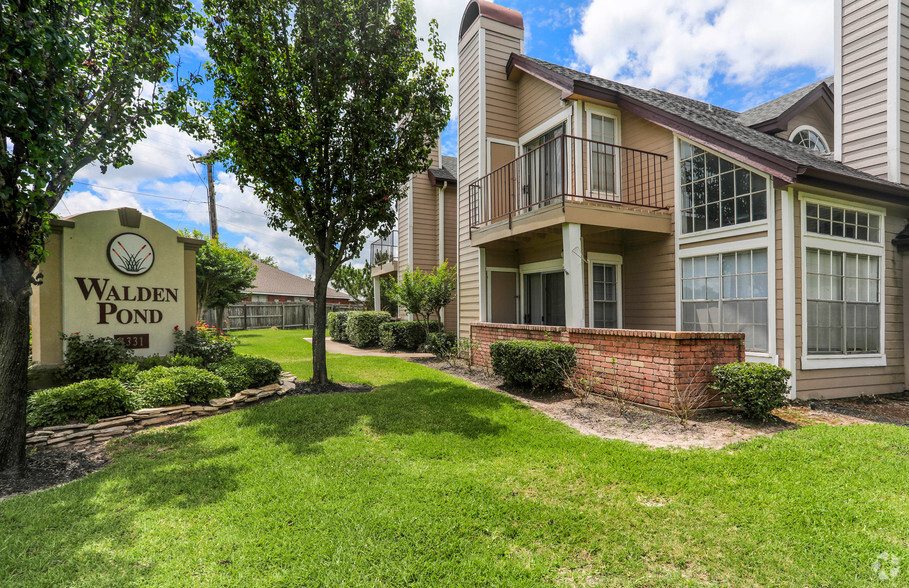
209 397 234 408
133 407 173 416
140 416 176 427
40 424 88 432
87 417 134 430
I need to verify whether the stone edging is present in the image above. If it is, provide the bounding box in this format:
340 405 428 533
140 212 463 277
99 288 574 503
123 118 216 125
25 372 298 450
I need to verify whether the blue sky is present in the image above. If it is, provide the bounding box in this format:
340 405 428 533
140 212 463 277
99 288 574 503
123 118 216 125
57 0 834 277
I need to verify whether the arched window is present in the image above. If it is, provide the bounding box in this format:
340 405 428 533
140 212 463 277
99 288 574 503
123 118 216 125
789 126 829 154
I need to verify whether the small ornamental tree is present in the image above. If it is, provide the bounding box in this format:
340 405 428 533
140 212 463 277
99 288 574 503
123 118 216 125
0 0 201 474
202 0 451 384
392 263 456 338
182 230 258 328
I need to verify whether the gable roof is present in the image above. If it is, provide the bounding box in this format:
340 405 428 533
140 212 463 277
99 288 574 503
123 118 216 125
507 54 909 205
736 77 834 132
428 154 458 185
248 260 351 300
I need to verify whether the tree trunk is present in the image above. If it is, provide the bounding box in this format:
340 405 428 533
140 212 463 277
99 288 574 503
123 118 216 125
310 254 330 384
0 250 35 476
216 307 225 332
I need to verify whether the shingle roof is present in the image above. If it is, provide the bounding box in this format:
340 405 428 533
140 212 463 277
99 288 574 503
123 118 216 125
428 154 458 183
513 55 909 201
248 260 350 300
736 77 834 128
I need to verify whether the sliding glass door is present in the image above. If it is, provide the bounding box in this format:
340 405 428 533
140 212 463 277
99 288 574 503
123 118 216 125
523 271 565 326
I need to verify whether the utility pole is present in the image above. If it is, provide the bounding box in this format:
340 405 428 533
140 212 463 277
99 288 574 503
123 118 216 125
190 153 217 239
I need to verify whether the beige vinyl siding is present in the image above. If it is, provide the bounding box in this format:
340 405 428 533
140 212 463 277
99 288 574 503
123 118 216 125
410 169 438 271
794 194 907 399
397 187 409 270
485 30 519 142
900 0 909 183
779 100 835 149
457 30 481 336
516 75 565 139
619 111 675 208
443 185 457 266
840 0 890 178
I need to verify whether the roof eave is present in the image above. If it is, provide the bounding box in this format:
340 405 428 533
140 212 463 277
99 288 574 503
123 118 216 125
794 168 909 207
747 83 834 134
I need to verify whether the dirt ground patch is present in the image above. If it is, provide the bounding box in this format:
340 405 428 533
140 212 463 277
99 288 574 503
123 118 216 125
811 393 909 426
295 381 373 395
0 445 109 501
411 358 900 449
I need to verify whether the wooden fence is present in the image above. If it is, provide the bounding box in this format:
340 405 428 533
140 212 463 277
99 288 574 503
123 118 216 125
202 302 361 332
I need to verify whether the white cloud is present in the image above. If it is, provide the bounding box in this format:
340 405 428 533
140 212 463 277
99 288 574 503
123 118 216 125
56 189 156 219
415 0 463 124
571 0 833 100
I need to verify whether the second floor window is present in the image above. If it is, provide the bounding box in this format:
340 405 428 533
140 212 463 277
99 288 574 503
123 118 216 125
679 141 767 234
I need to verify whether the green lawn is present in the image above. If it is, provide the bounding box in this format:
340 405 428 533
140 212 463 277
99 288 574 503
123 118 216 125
2 329 908 586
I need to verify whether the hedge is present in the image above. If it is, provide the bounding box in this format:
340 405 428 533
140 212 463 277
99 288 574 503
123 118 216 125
129 366 230 407
328 311 352 342
490 340 576 394
27 379 136 428
346 311 392 348
211 355 283 395
425 332 457 357
379 320 440 351
711 362 791 422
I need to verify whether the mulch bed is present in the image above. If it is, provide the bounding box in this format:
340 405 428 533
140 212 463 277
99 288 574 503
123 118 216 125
0 445 109 501
295 381 373 395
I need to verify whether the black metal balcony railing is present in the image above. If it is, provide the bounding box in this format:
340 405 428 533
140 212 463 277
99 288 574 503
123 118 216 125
369 230 397 266
469 134 668 229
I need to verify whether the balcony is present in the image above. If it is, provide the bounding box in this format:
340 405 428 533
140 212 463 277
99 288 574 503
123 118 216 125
468 135 672 244
369 230 398 277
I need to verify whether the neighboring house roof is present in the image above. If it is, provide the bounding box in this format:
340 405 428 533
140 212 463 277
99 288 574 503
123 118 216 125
736 77 834 132
507 54 909 204
247 260 351 300
428 154 458 185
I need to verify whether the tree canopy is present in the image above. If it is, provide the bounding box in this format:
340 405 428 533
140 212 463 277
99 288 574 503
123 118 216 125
182 230 259 325
202 0 451 383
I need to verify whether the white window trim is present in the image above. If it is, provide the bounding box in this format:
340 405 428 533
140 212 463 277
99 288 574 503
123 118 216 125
518 108 572 148
788 125 830 154
799 194 887 369
518 258 564 325
485 266 519 324
584 104 622 200
676 236 776 360
587 253 623 328
675 136 773 244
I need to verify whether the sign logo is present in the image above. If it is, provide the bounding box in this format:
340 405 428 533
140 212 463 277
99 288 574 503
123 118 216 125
107 233 154 276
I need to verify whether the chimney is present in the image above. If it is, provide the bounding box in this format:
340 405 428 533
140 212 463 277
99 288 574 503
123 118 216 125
836 0 906 184
456 0 524 335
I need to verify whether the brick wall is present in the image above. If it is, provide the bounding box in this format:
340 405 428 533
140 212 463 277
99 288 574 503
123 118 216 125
470 323 745 411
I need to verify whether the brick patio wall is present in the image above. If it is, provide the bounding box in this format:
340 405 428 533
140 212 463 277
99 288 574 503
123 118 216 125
470 323 745 411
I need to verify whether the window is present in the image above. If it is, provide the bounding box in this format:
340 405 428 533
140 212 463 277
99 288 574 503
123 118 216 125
789 126 829 154
805 202 881 243
679 141 768 234
681 249 769 352
588 113 617 195
806 249 880 355
591 262 619 328
523 271 565 326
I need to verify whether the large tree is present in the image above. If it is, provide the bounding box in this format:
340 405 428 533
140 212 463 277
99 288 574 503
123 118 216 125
0 0 201 474
203 0 450 384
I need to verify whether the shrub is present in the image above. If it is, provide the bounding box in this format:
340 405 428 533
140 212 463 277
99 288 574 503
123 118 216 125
173 322 237 365
211 355 282 394
328 311 352 342
134 354 204 371
425 331 457 357
346 311 392 348
710 362 791 422
129 366 230 407
490 340 576 394
379 320 440 351
27 379 136 428
61 333 135 382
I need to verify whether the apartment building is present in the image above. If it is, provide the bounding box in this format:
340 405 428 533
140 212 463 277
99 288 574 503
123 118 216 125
397 0 909 402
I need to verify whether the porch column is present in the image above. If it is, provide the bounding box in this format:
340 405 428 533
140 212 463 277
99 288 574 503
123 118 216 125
562 223 585 327
373 276 381 312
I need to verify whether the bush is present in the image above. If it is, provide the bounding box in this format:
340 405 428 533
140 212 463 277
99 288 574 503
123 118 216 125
711 362 791 422
129 366 230 407
328 311 352 342
346 311 392 348
134 354 204 371
379 320 440 351
425 331 457 357
27 379 136 428
211 355 283 394
173 322 237 365
61 333 135 382
490 340 576 394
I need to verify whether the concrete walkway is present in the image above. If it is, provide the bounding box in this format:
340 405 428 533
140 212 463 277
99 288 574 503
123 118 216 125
304 338 433 359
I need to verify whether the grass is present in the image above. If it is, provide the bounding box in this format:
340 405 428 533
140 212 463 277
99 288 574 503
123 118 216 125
1 329 908 586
